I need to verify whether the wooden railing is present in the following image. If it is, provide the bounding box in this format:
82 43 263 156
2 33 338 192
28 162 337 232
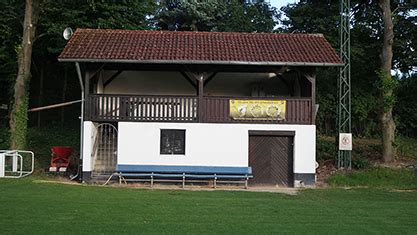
87 94 198 122
203 97 312 124
86 94 312 124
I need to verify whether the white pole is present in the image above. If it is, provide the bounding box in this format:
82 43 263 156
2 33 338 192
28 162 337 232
75 62 85 181
0 153 5 177
12 152 18 172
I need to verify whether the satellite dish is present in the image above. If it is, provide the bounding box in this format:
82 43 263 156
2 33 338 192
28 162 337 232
63 27 73 40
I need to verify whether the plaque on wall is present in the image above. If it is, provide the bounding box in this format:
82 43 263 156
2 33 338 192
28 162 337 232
229 100 286 120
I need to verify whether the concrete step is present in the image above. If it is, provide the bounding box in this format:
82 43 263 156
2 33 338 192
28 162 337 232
93 165 115 171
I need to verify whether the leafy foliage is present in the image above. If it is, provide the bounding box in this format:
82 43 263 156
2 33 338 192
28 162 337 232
280 0 416 137
0 0 416 147
156 0 278 32
0 0 23 107
395 75 417 137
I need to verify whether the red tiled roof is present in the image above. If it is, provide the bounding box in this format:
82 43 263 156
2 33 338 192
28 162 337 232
58 29 342 66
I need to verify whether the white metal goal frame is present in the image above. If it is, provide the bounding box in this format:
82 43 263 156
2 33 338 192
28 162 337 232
0 150 35 178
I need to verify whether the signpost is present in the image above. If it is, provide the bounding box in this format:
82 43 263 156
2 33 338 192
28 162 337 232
339 133 352 151
337 0 352 169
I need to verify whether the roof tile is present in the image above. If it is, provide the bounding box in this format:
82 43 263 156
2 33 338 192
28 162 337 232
59 29 342 65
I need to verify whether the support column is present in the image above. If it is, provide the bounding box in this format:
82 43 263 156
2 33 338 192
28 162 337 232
84 70 90 120
303 69 316 125
197 74 204 122
187 72 215 122
187 72 206 122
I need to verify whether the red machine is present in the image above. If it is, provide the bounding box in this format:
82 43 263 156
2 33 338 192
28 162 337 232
49 146 73 173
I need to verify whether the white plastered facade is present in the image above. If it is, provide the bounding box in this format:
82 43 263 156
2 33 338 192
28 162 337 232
82 121 316 175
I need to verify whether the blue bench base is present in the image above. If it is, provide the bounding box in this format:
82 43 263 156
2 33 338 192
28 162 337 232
105 164 253 188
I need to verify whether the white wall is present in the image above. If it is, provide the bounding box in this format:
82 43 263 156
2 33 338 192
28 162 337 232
117 122 316 174
82 121 95 172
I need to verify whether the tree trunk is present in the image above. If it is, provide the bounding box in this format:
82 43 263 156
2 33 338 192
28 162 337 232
378 0 396 162
9 0 40 149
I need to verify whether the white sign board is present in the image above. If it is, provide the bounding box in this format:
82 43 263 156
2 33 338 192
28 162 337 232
339 133 352 151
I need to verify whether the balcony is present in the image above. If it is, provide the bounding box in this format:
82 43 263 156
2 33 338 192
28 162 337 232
86 94 313 124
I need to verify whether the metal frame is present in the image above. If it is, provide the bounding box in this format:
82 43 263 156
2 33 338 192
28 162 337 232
91 123 118 176
337 0 352 169
0 150 34 178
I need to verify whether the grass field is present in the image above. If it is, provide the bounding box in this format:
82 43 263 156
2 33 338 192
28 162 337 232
328 167 416 188
1 177 416 234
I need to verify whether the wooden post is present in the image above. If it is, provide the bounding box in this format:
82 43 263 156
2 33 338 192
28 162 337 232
187 72 205 122
198 74 204 122
303 69 316 125
311 75 316 124
187 71 215 122
84 70 90 120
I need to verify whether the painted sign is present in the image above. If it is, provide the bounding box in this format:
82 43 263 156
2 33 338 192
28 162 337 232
339 133 353 151
230 100 286 120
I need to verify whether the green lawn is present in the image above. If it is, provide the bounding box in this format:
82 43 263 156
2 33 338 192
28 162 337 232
328 167 416 188
0 177 416 234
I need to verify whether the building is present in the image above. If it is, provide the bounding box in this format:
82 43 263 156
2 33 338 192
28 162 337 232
58 29 342 187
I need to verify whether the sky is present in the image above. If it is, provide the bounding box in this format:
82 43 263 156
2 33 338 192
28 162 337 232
269 0 298 10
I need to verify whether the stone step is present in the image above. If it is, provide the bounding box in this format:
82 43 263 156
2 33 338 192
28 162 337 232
93 166 115 172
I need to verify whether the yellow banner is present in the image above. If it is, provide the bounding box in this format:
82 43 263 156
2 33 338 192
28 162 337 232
229 100 286 120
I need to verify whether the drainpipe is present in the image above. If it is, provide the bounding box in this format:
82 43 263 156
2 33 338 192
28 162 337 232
74 62 84 181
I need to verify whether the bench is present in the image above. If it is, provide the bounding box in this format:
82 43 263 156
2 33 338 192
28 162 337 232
104 164 253 188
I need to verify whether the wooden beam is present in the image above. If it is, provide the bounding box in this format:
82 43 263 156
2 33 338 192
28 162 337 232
28 100 82 112
84 70 90 120
186 72 205 122
274 73 292 96
198 75 204 122
179 71 197 90
104 70 122 88
103 63 286 73
301 68 316 125
203 72 217 86
87 63 106 80
273 66 288 75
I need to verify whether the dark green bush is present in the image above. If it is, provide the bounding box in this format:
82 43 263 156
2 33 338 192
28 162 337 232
352 157 370 169
316 136 337 162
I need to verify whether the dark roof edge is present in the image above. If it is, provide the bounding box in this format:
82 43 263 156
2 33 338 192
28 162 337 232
58 58 343 67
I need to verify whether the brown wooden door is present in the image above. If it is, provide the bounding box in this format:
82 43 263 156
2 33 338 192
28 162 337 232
249 135 294 187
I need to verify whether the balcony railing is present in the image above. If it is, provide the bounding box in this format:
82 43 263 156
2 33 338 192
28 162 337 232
203 96 312 124
86 94 312 124
87 94 198 122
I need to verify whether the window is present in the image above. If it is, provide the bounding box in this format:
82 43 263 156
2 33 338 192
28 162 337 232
160 129 185 155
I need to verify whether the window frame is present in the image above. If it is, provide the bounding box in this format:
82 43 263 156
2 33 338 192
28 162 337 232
159 129 186 155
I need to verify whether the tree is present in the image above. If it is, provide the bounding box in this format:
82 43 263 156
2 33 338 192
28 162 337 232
157 0 227 31
0 1 24 125
378 0 396 162
156 0 278 32
9 0 40 149
280 0 416 142
217 0 278 32
395 74 417 137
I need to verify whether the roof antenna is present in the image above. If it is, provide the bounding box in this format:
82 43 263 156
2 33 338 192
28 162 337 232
63 27 73 40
